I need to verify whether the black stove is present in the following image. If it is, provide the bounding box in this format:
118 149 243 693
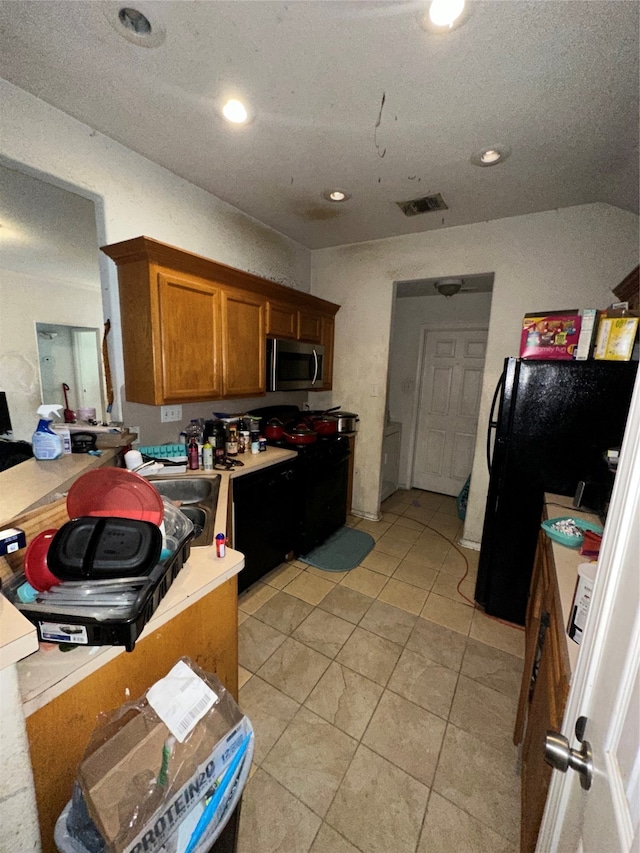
247 404 351 555
247 405 349 462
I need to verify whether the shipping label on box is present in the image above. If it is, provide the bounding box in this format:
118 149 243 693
520 313 582 360
78 661 251 853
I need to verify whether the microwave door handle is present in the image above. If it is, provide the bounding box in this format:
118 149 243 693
311 348 319 385
270 339 278 390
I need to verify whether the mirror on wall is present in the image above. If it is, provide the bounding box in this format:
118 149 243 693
36 323 104 418
0 162 105 440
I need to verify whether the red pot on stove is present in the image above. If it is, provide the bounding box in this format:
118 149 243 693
310 416 338 436
283 422 317 445
265 418 285 440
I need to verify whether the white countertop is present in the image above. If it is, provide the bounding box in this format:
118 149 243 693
1 446 297 684
0 447 124 525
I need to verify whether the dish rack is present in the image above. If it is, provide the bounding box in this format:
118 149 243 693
3 530 193 652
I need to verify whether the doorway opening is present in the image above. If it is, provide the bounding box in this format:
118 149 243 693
386 273 494 503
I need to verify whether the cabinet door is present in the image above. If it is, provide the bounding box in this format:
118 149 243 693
298 309 323 343
319 315 335 390
25 578 239 853
266 300 298 339
514 531 549 744
221 289 266 396
158 271 222 402
520 578 570 853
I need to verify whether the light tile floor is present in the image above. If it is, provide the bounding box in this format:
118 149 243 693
236 489 525 853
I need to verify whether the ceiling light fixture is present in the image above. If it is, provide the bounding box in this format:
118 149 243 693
434 278 463 297
103 4 166 47
322 189 352 203
222 99 249 124
118 7 151 35
429 0 465 28
422 0 468 33
471 144 512 167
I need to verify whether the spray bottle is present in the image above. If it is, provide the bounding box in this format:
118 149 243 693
32 405 64 460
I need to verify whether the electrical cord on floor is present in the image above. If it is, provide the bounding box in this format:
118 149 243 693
421 519 526 633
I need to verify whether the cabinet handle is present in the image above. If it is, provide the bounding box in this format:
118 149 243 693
312 349 318 385
529 611 550 700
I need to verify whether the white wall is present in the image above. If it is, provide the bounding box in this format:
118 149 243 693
0 271 104 441
311 203 639 540
0 80 311 445
0 665 39 852
388 291 493 489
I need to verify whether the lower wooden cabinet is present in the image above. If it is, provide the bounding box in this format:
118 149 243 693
514 528 570 853
25 578 239 853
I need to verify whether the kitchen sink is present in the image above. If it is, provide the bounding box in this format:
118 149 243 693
147 475 220 547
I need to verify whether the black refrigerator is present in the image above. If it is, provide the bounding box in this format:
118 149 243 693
475 357 638 625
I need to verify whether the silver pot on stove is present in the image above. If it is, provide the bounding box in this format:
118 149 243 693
333 411 359 433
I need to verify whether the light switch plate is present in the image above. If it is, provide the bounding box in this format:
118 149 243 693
161 405 182 423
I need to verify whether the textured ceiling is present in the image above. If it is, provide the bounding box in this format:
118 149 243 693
0 0 637 249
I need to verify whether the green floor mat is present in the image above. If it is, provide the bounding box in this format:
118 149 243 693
299 526 375 572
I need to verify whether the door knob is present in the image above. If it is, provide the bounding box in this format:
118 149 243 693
544 716 592 790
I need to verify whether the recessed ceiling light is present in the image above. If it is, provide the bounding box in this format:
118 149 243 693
222 99 249 124
119 7 151 35
322 189 352 203
102 4 166 47
471 145 512 167
422 0 469 33
429 0 465 28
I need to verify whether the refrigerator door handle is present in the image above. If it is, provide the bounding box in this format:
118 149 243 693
486 371 506 473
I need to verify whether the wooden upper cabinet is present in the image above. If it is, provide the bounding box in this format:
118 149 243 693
266 301 298 339
158 272 222 402
101 237 340 405
319 315 335 391
221 289 265 397
298 309 323 343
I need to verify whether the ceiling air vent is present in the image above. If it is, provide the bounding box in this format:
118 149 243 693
396 193 448 217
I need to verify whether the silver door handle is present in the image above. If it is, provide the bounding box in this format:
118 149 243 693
311 349 318 385
544 716 592 790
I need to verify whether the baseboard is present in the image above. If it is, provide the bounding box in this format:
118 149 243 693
458 537 481 551
351 509 382 522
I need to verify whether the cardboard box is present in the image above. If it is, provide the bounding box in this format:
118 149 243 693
594 316 639 361
78 663 250 853
520 312 582 360
574 309 599 360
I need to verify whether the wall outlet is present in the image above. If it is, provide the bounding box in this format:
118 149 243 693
160 405 183 423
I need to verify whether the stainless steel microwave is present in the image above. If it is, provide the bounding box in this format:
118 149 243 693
266 338 325 391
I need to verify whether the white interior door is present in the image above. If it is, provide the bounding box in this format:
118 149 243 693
538 373 640 853
412 327 487 495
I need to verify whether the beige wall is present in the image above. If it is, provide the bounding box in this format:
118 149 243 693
311 203 639 540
